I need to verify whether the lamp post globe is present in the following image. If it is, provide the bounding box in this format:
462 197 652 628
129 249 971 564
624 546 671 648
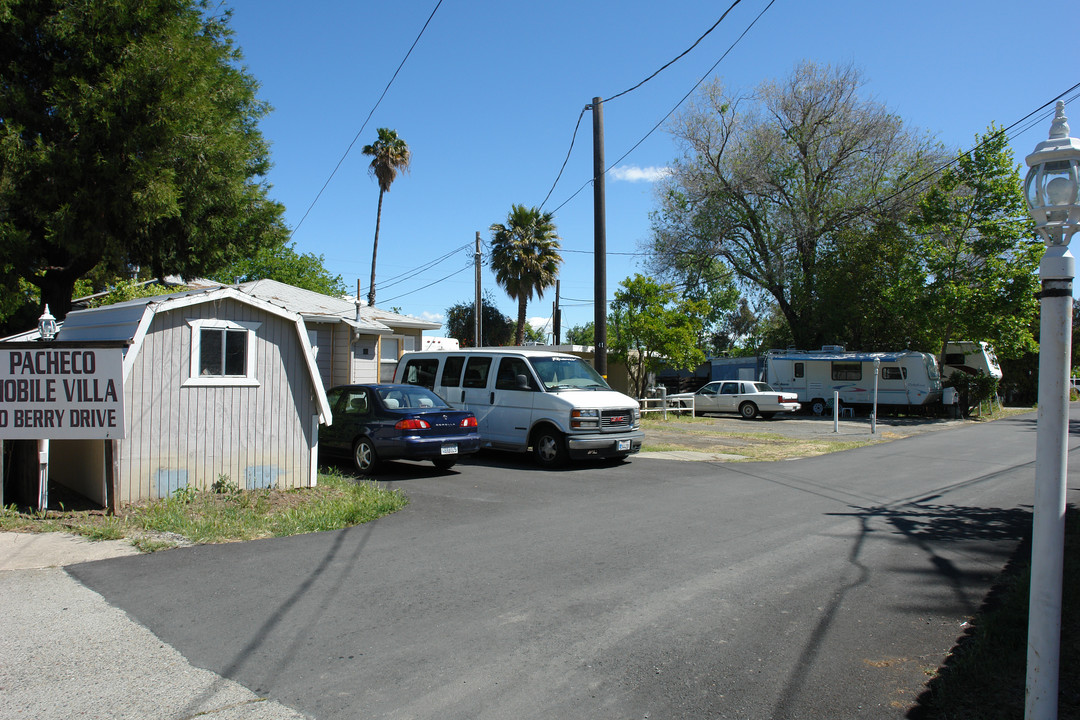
1025 101 1080 246
1023 99 1080 720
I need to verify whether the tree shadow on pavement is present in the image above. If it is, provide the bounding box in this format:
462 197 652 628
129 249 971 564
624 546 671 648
767 500 1031 719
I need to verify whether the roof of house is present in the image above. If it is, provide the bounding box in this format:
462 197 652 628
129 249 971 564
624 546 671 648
237 279 441 333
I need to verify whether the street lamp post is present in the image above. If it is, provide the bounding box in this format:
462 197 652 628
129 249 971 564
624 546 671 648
1023 100 1080 720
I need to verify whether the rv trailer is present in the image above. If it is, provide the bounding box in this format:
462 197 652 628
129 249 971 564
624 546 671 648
763 346 943 415
941 341 1003 380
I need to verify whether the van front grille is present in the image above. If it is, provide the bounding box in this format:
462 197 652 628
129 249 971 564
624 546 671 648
601 409 634 430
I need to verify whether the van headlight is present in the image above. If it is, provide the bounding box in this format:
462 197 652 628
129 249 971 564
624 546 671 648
571 408 600 429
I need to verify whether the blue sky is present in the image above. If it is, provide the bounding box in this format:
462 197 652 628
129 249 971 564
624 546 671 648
224 0 1078 338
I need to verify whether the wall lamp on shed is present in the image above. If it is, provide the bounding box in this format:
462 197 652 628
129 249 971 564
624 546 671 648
37 305 57 341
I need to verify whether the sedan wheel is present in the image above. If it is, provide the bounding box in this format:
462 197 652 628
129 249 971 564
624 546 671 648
433 457 457 471
739 402 758 420
353 437 378 474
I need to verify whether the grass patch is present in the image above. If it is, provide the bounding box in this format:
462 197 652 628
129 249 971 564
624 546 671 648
641 414 873 461
0 468 407 550
913 508 1079 719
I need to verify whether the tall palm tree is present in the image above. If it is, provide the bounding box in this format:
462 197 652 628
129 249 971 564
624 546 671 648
361 128 411 306
489 205 562 345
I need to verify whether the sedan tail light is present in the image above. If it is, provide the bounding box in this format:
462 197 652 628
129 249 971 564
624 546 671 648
460 416 478 428
395 418 432 430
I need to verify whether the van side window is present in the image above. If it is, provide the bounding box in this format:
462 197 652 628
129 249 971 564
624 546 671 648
462 357 491 388
401 358 438 390
440 356 465 388
495 357 536 391
794 362 804 378
831 362 861 381
881 366 906 380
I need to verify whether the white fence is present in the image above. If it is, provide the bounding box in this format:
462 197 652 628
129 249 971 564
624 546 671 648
638 388 693 419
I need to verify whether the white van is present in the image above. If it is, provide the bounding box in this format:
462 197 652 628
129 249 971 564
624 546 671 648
395 348 644 467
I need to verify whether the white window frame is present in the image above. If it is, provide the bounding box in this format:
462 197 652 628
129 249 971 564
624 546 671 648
184 319 262 387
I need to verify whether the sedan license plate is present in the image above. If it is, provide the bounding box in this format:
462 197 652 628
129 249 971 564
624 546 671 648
616 439 631 452
441 444 458 455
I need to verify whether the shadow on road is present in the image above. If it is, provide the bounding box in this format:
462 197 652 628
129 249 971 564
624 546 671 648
767 500 1032 719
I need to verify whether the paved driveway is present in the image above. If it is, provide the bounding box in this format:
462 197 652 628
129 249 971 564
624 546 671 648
56 410 1072 720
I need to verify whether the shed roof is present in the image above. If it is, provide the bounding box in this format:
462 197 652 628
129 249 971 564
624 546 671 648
55 287 333 423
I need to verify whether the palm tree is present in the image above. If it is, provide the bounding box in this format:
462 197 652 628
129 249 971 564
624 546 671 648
489 205 562 345
361 128 411 306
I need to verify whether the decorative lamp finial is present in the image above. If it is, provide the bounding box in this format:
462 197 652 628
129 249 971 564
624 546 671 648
1049 100 1070 140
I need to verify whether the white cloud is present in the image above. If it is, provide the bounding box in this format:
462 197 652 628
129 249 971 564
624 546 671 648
528 316 551 331
609 165 670 183
420 311 443 323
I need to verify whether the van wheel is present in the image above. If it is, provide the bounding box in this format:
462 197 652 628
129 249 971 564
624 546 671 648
739 402 758 420
353 437 379 475
810 399 827 416
533 428 568 468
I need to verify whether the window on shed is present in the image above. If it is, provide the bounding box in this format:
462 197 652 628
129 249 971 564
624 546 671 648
831 362 861 381
185 319 261 387
881 366 907 380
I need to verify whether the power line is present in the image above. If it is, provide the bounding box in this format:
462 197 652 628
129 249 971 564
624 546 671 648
380 262 473 304
548 0 777 215
287 0 444 240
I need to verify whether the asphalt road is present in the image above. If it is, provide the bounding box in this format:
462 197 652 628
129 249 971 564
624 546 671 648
60 411 1079 719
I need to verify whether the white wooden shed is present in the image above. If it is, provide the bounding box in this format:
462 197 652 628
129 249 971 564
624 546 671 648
49 287 332 505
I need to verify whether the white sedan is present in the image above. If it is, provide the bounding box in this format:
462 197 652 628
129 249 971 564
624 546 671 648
670 380 801 419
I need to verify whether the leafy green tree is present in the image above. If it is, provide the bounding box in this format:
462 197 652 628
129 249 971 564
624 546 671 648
910 126 1040 360
650 61 941 348
489 205 562 345
361 128 411 307
565 322 595 346
522 322 547 344
210 239 345 296
0 0 285 319
608 274 708 398
444 292 514 347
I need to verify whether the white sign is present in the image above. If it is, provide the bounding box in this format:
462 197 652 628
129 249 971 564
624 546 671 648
0 347 126 439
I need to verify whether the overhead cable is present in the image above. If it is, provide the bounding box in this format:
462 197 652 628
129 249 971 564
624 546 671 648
287 0 444 239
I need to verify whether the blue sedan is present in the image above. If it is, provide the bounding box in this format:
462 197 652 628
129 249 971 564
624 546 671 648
321 384 480 474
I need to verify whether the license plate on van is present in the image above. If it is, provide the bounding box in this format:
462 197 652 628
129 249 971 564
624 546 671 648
616 439 631 451
441 444 458 455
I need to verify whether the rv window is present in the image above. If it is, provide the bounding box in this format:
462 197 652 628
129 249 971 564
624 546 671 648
462 357 492 388
944 353 966 365
881 366 906 380
831 362 861 381
794 363 804 378
402 358 438 389
440 356 465 387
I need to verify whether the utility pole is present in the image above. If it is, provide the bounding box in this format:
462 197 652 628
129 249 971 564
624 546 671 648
553 280 561 345
474 231 482 348
592 97 607 377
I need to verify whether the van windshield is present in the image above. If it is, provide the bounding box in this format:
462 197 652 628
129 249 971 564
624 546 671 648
529 356 611 391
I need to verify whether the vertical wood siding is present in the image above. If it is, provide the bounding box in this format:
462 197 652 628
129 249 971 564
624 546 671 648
119 300 318 503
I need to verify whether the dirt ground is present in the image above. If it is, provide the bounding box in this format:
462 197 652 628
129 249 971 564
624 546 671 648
638 408 1022 461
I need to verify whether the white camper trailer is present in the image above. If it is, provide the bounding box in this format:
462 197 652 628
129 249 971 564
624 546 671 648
763 347 943 415
941 341 1003 380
